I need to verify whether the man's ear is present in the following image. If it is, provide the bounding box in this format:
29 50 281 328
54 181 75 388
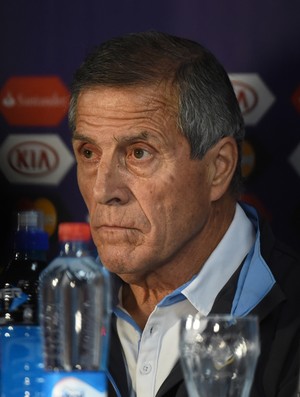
208 137 238 202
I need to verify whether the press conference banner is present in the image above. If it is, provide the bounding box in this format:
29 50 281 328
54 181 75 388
0 0 299 260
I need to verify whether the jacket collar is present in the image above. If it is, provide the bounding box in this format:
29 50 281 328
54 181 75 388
230 203 285 318
108 314 130 397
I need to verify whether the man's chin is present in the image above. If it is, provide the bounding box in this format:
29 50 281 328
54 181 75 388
99 252 137 273
100 253 149 279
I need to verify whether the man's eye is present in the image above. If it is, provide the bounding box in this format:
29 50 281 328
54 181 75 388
132 148 151 160
82 148 93 159
133 148 146 159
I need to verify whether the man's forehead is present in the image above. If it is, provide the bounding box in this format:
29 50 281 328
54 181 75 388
78 83 178 111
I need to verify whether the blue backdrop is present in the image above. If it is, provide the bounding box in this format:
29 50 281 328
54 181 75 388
1 0 300 262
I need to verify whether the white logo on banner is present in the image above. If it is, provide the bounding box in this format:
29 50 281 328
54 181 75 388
2 92 16 108
0 134 74 185
289 142 300 177
229 73 275 126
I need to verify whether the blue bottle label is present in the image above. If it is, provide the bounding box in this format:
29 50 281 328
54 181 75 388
0 325 45 397
0 285 29 311
43 371 107 397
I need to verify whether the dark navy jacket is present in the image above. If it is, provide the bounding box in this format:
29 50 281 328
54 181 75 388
107 208 300 397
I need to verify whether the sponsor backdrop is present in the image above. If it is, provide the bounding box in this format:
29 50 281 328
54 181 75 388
0 0 300 263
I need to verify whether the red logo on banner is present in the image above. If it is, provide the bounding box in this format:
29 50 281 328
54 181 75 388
231 80 258 115
291 86 300 113
0 76 70 126
8 140 59 177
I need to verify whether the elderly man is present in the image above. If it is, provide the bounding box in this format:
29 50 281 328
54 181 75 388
69 31 300 397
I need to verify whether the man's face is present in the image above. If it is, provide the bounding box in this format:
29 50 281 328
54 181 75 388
72 85 215 282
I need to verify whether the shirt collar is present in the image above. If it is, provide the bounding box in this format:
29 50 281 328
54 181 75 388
164 202 256 313
109 203 257 313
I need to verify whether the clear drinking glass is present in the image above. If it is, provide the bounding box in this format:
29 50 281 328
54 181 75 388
180 314 260 397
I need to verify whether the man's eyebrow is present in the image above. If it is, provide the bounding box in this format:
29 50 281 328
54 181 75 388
72 132 96 144
114 131 150 144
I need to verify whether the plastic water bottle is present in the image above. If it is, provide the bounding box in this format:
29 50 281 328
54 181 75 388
0 210 49 324
0 210 49 397
38 222 111 397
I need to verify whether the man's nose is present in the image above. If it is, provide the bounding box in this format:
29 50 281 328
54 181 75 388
93 157 130 205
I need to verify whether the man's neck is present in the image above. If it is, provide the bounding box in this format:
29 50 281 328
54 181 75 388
120 196 237 329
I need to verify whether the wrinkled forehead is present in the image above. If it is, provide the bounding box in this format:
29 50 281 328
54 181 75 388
72 83 185 152
77 82 179 120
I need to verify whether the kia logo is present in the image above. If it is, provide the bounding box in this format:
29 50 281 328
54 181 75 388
8 141 59 176
231 80 258 115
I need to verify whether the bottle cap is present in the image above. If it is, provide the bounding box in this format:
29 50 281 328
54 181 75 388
15 211 49 251
17 210 44 230
58 223 91 242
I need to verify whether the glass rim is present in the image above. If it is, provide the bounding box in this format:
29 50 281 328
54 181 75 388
181 313 259 321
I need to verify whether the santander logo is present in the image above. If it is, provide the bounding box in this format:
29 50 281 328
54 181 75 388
2 92 16 108
8 140 59 177
0 76 70 126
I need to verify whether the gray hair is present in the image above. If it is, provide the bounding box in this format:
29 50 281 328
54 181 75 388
69 31 245 195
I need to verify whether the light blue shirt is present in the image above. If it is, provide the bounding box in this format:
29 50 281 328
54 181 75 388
109 202 276 397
